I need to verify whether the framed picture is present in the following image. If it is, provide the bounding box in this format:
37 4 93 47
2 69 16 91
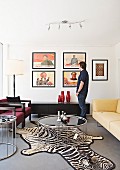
92 59 108 81
63 52 86 69
32 71 55 87
63 71 80 87
32 52 56 69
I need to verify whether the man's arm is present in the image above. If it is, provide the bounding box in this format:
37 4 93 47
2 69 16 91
76 81 84 96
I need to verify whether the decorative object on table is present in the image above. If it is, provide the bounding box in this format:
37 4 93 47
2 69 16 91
59 111 68 124
58 91 65 103
6 59 24 97
63 71 80 87
66 91 71 103
17 124 115 170
32 52 56 69
57 111 61 122
60 110 64 119
60 91 65 102
58 95 61 103
63 52 86 69
58 110 69 124
58 91 70 103
92 59 108 81
32 71 55 87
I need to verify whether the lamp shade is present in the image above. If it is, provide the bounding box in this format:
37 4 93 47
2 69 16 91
6 59 24 75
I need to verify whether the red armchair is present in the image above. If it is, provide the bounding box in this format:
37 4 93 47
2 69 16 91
0 97 31 128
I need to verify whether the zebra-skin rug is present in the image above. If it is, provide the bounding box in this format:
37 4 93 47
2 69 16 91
17 124 115 170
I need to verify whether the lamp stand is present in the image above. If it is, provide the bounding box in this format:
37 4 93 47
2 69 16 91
13 74 15 97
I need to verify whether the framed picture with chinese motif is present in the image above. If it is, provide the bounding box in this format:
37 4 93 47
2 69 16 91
63 71 80 87
32 71 55 87
32 52 56 69
92 59 108 81
63 52 86 69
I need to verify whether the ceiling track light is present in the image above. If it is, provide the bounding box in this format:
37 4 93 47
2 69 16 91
47 20 85 30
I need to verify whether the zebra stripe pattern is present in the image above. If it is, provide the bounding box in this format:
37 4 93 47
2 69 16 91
17 125 115 170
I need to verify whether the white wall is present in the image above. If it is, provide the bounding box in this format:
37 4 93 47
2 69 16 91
3 44 117 103
0 42 3 97
115 42 120 97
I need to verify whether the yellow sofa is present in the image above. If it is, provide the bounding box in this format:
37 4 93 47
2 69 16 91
92 99 120 141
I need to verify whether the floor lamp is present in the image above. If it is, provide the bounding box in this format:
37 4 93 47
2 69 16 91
6 59 24 97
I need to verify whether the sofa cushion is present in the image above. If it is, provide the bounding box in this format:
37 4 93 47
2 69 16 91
92 111 120 130
109 121 120 141
92 99 118 112
7 96 21 103
15 107 31 116
0 99 7 102
116 99 120 114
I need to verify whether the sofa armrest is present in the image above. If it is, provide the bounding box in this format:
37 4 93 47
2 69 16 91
20 100 31 107
20 100 31 103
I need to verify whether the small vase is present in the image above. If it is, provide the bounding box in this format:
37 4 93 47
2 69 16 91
66 94 70 103
67 91 70 95
66 91 70 103
61 91 65 103
58 95 61 103
61 95 65 103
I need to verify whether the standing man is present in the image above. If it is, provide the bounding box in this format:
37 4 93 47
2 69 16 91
76 61 89 119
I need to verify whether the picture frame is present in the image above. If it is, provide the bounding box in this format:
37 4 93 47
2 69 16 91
63 71 80 87
92 59 108 81
32 52 56 69
63 52 86 69
32 71 55 87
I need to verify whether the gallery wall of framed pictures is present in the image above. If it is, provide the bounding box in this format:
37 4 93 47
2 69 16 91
32 52 56 87
31 51 108 88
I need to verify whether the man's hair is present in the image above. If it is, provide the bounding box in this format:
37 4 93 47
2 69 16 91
79 61 86 70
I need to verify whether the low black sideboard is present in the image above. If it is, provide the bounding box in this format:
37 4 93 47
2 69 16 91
31 102 90 117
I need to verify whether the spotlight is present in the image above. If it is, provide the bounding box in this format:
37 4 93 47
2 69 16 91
79 23 82 28
58 24 60 29
69 24 71 29
48 24 50 30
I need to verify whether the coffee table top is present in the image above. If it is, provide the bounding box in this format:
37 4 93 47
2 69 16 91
0 115 16 124
38 115 87 127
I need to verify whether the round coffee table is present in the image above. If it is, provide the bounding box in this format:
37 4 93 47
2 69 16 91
38 115 87 145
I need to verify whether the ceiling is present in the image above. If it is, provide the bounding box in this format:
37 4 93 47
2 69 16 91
0 0 120 46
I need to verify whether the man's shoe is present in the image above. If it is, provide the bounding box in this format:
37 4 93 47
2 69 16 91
77 119 85 125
